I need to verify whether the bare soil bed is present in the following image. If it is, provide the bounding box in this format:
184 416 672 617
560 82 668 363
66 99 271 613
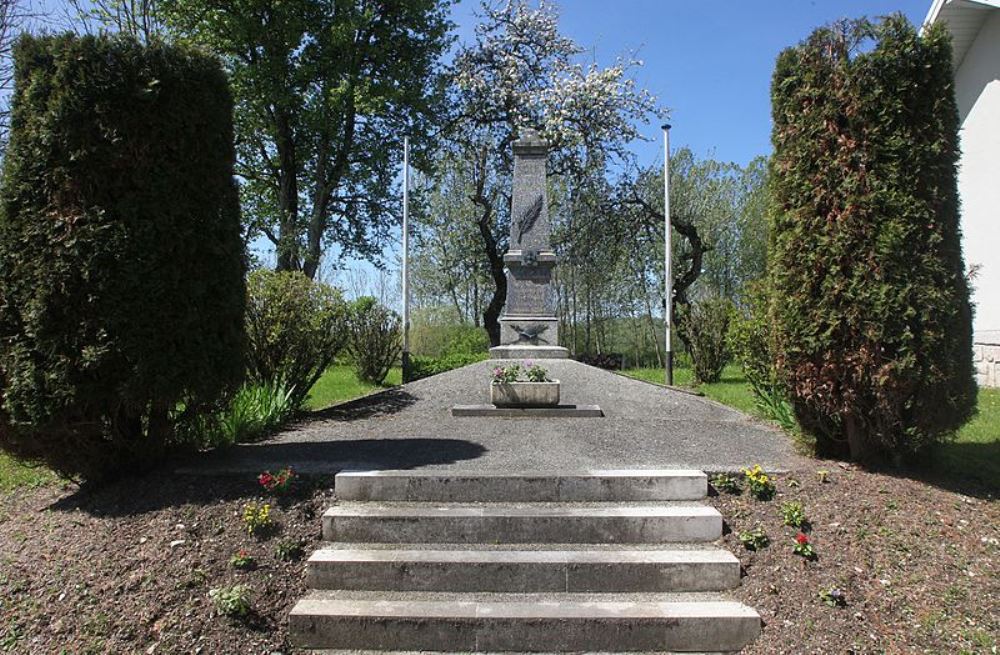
0 461 996 654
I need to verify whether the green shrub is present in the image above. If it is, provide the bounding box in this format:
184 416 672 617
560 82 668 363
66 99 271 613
678 297 735 384
408 307 490 358
409 352 490 381
0 34 245 481
768 16 976 461
729 282 799 434
348 297 402 385
245 269 348 408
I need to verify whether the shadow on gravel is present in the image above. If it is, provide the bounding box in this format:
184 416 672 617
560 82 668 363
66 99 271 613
48 437 488 516
304 387 419 422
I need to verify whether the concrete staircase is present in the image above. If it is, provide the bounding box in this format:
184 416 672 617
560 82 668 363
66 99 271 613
289 470 760 653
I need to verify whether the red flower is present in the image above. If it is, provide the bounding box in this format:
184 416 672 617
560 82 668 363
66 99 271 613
258 472 274 489
795 532 809 545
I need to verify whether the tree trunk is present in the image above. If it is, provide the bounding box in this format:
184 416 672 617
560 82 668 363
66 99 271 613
470 150 506 347
274 110 300 272
482 244 506 346
844 413 868 462
644 290 663 367
473 280 481 328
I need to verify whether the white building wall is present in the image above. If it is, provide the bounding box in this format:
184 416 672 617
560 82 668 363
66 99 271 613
953 10 1000 335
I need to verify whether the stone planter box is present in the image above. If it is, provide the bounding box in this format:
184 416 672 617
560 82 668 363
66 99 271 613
490 380 560 407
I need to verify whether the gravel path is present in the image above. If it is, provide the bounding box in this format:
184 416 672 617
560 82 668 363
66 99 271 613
184 359 796 475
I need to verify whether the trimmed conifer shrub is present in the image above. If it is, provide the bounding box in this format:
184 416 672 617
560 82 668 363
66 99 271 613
767 16 976 461
0 34 245 481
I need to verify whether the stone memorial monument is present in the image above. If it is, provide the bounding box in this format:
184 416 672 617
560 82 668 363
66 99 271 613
490 129 570 360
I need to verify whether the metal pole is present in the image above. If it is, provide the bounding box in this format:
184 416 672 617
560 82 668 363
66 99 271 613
662 124 673 386
401 136 411 382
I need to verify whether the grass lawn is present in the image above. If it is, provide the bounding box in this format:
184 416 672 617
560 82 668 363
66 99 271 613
303 364 402 411
934 387 1000 489
0 365 402 490
623 364 757 414
0 451 57 493
623 364 1000 489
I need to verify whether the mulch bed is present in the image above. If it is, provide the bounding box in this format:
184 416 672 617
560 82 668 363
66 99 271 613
0 461 996 654
0 468 332 654
710 462 998 654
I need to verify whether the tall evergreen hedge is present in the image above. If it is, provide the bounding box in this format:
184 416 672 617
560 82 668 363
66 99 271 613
0 34 246 480
767 16 976 461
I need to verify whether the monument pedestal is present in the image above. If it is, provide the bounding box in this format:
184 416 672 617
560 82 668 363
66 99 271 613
490 344 570 360
490 130 570 361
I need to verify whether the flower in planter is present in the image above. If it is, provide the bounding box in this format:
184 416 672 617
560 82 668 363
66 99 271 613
793 532 817 560
491 364 521 385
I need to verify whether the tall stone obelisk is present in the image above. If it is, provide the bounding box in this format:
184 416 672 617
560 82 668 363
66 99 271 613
490 129 569 360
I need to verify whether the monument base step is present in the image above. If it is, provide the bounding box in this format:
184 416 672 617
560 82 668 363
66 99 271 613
451 404 603 417
490 345 570 359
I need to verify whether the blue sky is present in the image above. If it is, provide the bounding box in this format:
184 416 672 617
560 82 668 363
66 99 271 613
450 0 930 169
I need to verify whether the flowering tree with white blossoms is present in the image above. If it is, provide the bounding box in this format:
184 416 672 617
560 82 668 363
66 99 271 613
446 0 664 344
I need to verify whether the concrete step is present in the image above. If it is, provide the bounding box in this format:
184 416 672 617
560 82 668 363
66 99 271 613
289 591 761 652
322 502 722 544
306 546 740 592
335 469 708 502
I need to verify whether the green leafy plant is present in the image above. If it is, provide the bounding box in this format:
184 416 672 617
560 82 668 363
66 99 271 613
742 464 776 500
780 501 807 528
819 587 847 607
229 548 256 571
258 467 296 494
524 362 550 382
768 16 976 461
711 473 742 495
677 297 735 384
274 538 306 562
245 269 348 408
348 297 402 385
738 526 770 551
179 380 298 448
225 382 297 443
0 34 245 482
242 503 272 536
793 532 817 560
209 585 251 618
817 469 830 483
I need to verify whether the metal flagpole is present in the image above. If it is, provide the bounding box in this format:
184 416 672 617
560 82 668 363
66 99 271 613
662 124 673 386
401 135 411 382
